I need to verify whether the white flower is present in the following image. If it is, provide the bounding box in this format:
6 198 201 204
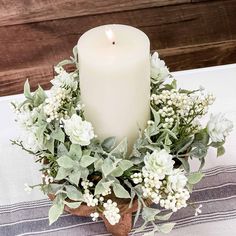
167 169 188 192
150 52 169 82
22 130 43 153
103 200 121 225
207 113 233 142
144 149 174 179
24 183 32 194
51 67 78 91
64 114 95 146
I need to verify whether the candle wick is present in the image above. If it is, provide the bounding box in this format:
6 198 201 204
112 41 115 45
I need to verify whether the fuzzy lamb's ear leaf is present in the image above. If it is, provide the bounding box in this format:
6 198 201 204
188 172 204 185
24 79 32 99
102 137 116 152
142 207 160 221
55 167 70 180
65 185 83 201
151 106 160 125
157 223 176 234
80 155 97 168
112 183 130 198
51 127 65 143
57 156 74 169
48 203 64 225
110 138 128 157
64 201 81 209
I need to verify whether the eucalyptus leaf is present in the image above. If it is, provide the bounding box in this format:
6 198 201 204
24 79 32 100
68 169 81 185
65 185 83 201
142 207 160 221
157 222 176 234
188 172 204 185
80 155 97 168
190 142 207 159
155 212 173 221
51 127 65 143
112 183 130 198
64 201 81 209
102 137 116 152
57 156 74 169
55 167 70 180
102 158 115 177
69 144 82 160
48 203 64 225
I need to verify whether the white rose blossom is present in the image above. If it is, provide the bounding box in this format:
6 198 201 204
64 114 95 146
51 66 78 91
207 113 233 142
150 52 169 82
167 169 188 192
143 149 174 179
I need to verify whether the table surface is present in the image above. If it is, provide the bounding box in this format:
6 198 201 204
0 64 236 235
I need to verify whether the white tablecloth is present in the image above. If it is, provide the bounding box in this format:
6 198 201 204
0 64 236 235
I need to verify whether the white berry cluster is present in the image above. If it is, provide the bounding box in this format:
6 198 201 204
81 180 99 207
44 87 70 123
42 170 54 185
131 149 190 212
103 199 121 225
151 89 215 130
90 212 99 221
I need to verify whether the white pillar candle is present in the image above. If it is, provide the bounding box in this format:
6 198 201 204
77 24 150 152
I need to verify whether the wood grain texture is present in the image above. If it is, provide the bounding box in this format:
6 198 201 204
0 0 236 72
1 40 236 96
0 0 236 96
0 0 190 26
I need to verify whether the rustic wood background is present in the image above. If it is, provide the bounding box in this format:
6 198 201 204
0 0 236 96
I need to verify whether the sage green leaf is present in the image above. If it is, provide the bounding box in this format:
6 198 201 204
48 203 64 225
55 167 70 180
69 144 82 160
68 170 81 185
57 156 74 169
102 158 115 177
80 168 89 179
102 137 116 152
151 106 160 125
176 136 194 154
57 143 68 156
94 179 114 195
45 138 54 154
155 212 173 221
158 222 176 234
80 155 97 168
51 127 65 143
24 79 32 100
65 185 83 201
142 207 160 221
194 130 209 145
217 146 225 157
94 158 103 171
188 172 204 185
111 167 123 177
64 201 81 209
112 183 130 198
33 86 46 106
119 160 133 171
177 157 190 173
110 138 127 157
190 142 207 159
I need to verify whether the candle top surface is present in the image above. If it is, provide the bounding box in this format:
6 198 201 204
77 24 150 66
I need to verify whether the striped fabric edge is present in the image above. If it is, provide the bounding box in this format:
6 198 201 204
9 195 236 236
0 165 235 211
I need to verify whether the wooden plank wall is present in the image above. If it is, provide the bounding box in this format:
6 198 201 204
0 0 236 96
